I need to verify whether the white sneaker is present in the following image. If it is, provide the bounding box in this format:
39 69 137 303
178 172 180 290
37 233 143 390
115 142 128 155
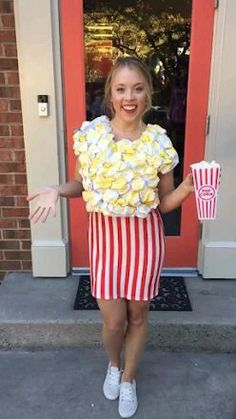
118 380 138 418
103 363 121 400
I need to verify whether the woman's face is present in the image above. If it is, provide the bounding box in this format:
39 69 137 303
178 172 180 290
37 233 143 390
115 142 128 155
110 66 148 122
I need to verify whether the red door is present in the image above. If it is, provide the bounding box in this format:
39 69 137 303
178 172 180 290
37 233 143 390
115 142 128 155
60 0 215 269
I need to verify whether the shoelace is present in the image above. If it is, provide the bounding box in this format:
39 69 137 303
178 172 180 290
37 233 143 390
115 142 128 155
108 368 120 385
120 384 135 402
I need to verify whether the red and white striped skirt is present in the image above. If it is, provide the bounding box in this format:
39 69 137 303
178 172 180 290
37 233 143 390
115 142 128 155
88 210 165 301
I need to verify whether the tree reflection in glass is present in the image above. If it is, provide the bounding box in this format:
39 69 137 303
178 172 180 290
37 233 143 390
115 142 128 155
83 0 192 236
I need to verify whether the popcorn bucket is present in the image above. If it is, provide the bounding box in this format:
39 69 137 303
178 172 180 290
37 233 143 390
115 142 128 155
191 161 221 220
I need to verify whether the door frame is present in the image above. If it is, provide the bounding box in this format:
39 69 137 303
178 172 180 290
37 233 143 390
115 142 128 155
60 0 215 268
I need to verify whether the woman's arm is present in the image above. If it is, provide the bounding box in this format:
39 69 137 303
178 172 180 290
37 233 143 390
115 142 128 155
158 171 194 213
57 158 84 198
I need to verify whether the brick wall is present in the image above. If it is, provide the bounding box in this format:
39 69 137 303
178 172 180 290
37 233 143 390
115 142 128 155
0 0 32 280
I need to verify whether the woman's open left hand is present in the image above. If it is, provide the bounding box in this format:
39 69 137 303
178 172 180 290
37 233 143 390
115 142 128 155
27 186 59 224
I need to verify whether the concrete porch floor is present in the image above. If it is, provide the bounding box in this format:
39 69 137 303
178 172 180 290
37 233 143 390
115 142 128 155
0 272 236 351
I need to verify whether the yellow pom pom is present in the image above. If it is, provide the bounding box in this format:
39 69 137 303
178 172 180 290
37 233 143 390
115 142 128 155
141 189 156 203
111 177 127 190
73 132 86 143
131 178 145 191
94 176 114 189
125 191 140 206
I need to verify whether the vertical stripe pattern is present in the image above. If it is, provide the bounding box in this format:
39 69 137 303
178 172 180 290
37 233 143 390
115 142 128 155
89 210 165 301
192 166 220 220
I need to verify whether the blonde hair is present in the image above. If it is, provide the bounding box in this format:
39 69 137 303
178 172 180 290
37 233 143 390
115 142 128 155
104 56 153 118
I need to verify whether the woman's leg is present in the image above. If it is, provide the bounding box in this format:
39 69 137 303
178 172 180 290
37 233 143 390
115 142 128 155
97 298 127 368
122 300 150 382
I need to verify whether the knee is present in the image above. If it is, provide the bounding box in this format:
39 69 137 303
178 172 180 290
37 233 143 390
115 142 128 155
104 318 126 334
128 307 149 327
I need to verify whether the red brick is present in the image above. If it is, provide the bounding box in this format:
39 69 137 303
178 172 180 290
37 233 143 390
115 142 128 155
0 185 27 195
0 219 17 228
15 196 28 206
21 260 32 270
0 239 19 249
0 260 21 270
0 44 4 57
4 44 17 58
2 207 29 218
0 85 20 97
1 14 15 28
14 174 27 184
0 71 5 83
5 251 31 260
0 30 16 43
0 112 22 123
15 175 27 185
0 161 26 172
0 98 8 111
6 71 19 84
21 240 31 249
0 173 14 183
10 125 23 136
0 2 14 13
0 251 4 260
9 99 21 111
0 149 12 160
0 125 9 135
0 196 14 206
13 151 25 162
0 137 24 148
3 229 31 239
0 57 18 71
18 219 30 228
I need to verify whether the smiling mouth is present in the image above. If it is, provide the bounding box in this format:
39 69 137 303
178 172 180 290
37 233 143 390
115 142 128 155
122 105 137 111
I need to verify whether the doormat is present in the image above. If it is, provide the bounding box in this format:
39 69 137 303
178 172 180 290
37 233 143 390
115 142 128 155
73 275 192 311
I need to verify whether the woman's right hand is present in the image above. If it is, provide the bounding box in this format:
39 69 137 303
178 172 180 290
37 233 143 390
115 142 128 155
27 185 60 224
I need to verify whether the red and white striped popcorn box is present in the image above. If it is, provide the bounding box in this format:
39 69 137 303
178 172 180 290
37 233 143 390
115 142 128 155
191 161 221 220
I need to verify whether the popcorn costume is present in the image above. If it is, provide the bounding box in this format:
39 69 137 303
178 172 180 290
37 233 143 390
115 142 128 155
73 116 178 301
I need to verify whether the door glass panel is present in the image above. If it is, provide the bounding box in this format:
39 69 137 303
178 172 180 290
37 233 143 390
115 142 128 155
83 0 192 236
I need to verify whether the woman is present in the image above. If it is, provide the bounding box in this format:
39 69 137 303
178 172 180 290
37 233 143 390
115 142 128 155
28 56 194 418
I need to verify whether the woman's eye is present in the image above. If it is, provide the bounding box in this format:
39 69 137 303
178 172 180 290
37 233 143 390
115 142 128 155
117 88 124 92
136 86 144 92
